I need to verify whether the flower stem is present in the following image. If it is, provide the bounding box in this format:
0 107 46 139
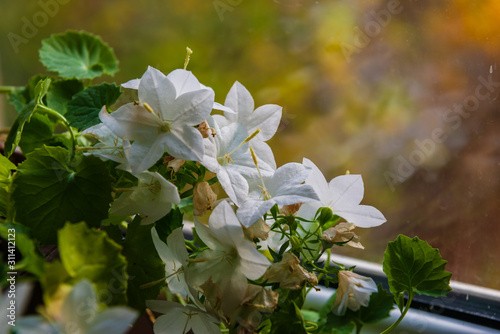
37 105 76 160
0 86 18 94
380 292 414 334
76 145 123 151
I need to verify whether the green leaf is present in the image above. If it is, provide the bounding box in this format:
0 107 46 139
358 284 394 324
383 235 452 298
4 78 51 158
18 113 54 155
122 217 166 311
155 206 184 242
66 83 122 131
11 146 112 244
0 154 16 180
269 300 308 334
41 260 70 301
0 155 16 216
58 222 127 304
46 79 84 115
268 287 308 334
0 222 45 277
39 31 119 80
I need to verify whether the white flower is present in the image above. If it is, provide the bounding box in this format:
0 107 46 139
81 123 131 170
297 158 386 228
200 118 275 206
16 280 137 334
110 171 180 224
237 162 319 228
100 66 214 174
190 201 270 313
332 271 378 316
146 300 220 334
213 81 282 142
151 227 201 307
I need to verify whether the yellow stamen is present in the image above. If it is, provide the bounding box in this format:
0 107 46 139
227 128 260 157
143 102 155 115
258 185 271 200
242 128 260 144
184 47 193 70
250 147 270 200
224 153 234 165
250 146 259 168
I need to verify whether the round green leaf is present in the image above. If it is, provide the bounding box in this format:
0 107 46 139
383 235 452 298
39 31 118 80
11 146 112 245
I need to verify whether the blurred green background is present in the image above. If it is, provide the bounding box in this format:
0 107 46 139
1 0 500 289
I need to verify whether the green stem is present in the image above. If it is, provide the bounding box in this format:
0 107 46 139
185 239 198 252
355 321 363 334
37 105 76 160
380 293 414 334
0 86 18 94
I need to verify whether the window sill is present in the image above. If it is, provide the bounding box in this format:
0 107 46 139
303 254 500 333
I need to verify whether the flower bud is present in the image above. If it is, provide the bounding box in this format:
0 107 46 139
192 181 217 216
332 270 377 316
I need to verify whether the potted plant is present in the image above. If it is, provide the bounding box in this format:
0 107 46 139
0 30 452 334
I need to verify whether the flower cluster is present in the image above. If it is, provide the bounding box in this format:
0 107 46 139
0 31 453 334
80 65 387 333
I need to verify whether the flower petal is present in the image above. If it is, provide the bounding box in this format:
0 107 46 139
99 104 158 141
224 81 254 120
126 136 167 174
245 104 282 141
167 69 206 96
237 199 276 228
170 89 214 126
87 308 138 334
237 242 270 280
302 158 330 203
335 204 386 228
328 174 364 208
138 66 176 115
165 126 205 161
121 78 140 89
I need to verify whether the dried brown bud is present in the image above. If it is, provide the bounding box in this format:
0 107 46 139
263 252 318 289
280 202 303 216
322 222 364 249
196 120 213 138
243 218 270 241
164 157 185 173
193 181 218 216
